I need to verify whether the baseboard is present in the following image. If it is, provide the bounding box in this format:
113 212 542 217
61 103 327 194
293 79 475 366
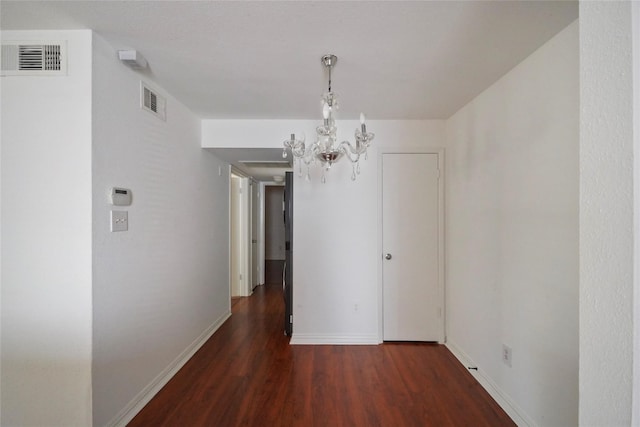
107 310 232 427
290 333 379 345
445 341 536 427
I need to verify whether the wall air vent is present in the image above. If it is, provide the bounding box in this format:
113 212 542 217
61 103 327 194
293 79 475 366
1 41 67 76
140 82 166 121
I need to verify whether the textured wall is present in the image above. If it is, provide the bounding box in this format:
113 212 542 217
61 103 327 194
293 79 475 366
1 30 93 426
446 21 578 426
579 3 634 425
91 34 230 425
634 4 640 423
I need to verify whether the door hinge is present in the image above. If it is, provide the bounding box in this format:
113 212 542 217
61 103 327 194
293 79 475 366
239 274 242 281
289 315 293 324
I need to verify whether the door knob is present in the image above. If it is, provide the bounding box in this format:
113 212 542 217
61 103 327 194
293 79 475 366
385 253 392 260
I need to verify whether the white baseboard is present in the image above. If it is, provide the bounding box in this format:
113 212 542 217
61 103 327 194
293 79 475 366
107 310 232 427
445 341 536 427
290 333 379 345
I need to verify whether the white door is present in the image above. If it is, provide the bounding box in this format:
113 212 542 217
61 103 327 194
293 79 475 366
382 153 442 341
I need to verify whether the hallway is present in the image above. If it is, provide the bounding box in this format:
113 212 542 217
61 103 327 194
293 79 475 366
129 278 514 426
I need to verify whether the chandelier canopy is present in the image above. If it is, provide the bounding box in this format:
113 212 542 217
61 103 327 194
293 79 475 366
283 54 374 183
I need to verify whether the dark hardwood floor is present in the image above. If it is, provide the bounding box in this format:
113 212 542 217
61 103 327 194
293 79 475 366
128 272 515 426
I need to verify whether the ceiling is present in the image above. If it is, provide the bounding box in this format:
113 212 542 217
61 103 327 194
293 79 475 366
2 0 578 180
207 147 291 182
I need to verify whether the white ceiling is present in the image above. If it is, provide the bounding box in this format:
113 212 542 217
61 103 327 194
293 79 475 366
2 0 577 120
2 1 577 180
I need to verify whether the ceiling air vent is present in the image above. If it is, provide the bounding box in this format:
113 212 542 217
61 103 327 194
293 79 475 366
140 82 166 121
1 41 67 76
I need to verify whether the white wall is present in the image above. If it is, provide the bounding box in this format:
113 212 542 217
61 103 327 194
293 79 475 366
202 119 445 343
445 21 578 427
579 3 635 425
293 121 446 343
91 34 230 425
264 186 285 260
1 30 93 426
634 3 640 423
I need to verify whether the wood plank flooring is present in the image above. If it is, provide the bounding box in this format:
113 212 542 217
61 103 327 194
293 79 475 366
128 280 515 426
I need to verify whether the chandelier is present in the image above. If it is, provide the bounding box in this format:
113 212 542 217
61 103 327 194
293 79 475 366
283 54 374 183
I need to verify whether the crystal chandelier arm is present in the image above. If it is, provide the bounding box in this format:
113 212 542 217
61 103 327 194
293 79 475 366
301 152 316 165
338 140 363 163
292 146 306 158
355 127 375 146
283 133 308 158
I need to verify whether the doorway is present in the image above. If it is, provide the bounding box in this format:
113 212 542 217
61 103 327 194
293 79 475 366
230 172 252 297
264 185 286 285
381 152 444 342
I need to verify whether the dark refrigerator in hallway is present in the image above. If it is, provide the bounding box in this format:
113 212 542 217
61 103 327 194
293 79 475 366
284 172 293 336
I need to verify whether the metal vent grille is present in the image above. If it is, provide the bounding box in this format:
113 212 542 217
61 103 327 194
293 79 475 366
140 82 166 121
1 42 66 75
143 86 157 113
19 45 61 70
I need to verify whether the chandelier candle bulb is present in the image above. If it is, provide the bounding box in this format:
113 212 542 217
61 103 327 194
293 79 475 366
360 113 367 134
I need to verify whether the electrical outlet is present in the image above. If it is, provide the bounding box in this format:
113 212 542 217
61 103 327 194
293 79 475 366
502 344 512 367
110 210 128 232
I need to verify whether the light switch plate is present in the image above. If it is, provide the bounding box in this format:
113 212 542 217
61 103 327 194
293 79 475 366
111 210 128 232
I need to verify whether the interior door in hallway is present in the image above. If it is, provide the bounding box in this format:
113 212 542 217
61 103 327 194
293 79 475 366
382 153 442 342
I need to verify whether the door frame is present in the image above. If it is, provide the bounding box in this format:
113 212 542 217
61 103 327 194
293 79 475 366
250 178 261 289
230 167 252 297
256 182 266 286
377 147 446 343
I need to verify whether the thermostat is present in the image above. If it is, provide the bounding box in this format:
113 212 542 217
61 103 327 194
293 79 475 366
110 187 132 206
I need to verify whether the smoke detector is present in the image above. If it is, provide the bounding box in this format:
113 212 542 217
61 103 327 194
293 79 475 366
118 50 147 69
